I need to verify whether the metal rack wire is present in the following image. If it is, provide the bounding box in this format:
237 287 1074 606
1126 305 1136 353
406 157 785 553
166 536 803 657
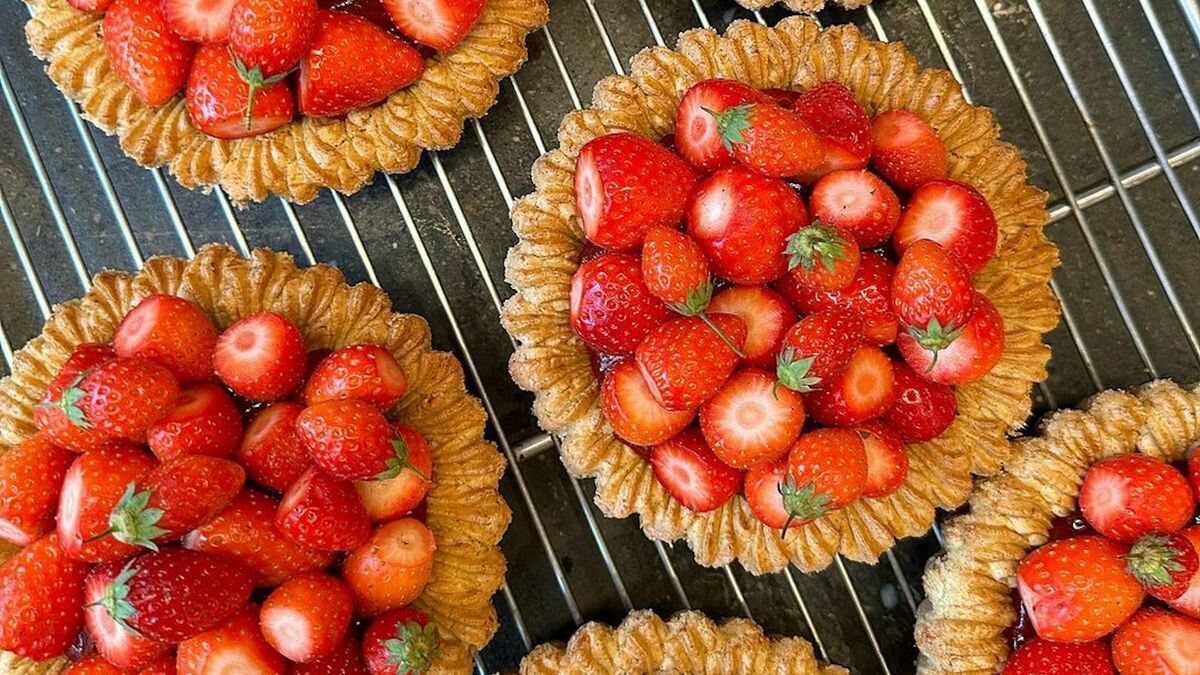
2 1 1199 673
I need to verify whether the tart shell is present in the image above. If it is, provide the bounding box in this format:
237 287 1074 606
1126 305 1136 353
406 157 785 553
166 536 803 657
914 379 1200 674
732 0 871 13
23 0 549 205
0 244 511 674
501 17 1060 575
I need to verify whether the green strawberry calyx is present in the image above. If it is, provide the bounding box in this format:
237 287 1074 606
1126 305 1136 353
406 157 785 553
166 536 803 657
775 348 821 395
35 372 91 429
375 436 431 482
89 559 142 637
704 104 756 152
383 619 439 674
907 316 966 370
1123 534 1188 588
668 282 713 318
785 223 850 275
230 48 290 131
778 477 831 538
88 482 168 551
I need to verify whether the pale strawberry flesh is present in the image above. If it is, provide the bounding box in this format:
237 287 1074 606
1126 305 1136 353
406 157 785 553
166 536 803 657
162 0 240 42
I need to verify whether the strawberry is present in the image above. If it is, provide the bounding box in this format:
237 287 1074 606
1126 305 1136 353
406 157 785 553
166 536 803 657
706 102 822 178
103 0 196 106
214 311 307 402
304 344 409 409
808 169 900 248
183 490 335 587
792 82 872 180
706 286 795 370
569 252 672 355
1111 608 1200 675
782 428 868 526
277 467 371 551
138 655 177 675
1124 532 1199 601
237 402 312 492
687 166 809 284
641 225 713 314
1079 454 1195 544
744 460 804 532
761 88 800 109
354 422 433 522
57 445 158 563
1017 535 1144 642
0 434 74 546
892 240 976 360
1191 443 1200 497
291 635 370 675
230 0 319 76
362 608 438 675
573 132 699 251
649 427 742 513
600 359 695 448
113 294 219 383
299 11 426 117
35 343 118 452
858 420 908 498
343 518 436 617
297 400 425 481
261 572 353 662
883 361 957 442
899 291 1004 384
147 382 243 461
894 179 999 275
66 0 114 13
161 0 239 42
775 309 866 393
186 44 295 141
1001 639 1115 675
65 655 127 674
674 79 769 172
41 356 179 445
699 369 805 469
381 0 484 51
804 345 896 427
776 250 898 345
783 223 861 292
0 534 89 661
635 314 747 411
870 109 947 192
1168 527 1200 618
177 604 287 675
83 565 172 669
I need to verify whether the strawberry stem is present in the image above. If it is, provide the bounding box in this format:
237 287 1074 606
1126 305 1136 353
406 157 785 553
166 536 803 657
1123 534 1187 588
383 620 439 674
777 477 831 539
906 316 965 371
775 348 821 395
698 313 745 359
704 104 754 153
99 482 167 551
667 282 713 318
375 436 431 482
230 49 290 132
785 222 849 274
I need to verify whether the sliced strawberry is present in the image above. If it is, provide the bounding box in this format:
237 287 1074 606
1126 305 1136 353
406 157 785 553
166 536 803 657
775 250 897 345
894 179 998 274
870 109 947 192
1001 639 1115 675
570 252 671 356
147 382 243 461
1124 531 1200 601
381 0 483 51
362 608 438 675
744 460 803 532
674 79 769 172
808 169 900 248
699 369 804 469
883 361 957 442
892 240 976 359
104 0 196 105
775 309 866 393
1079 454 1194 544
214 311 307 402
785 428 868 516
113 294 219 383
162 0 240 42
635 314 747 411
304 344 408 409
783 223 861 292
792 81 872 180
57 445 158 563
804 346 896 428
343 518 436 617
858 420 908 498
649 427 742 513
600 360 695 447
354 423 433 522
0 534 89 661
707 285 795 370
1168 527 1200 618
84 565 172 669
0 434 74 547
277 467 372 551
1111 608 1200 675
898 291 1004 384
186 44 295 141
706 102 823 178
237 402 312 492
291 635 370 675
230 0 319 76
177 604 287 675
297 400 422 481
261 572 354 662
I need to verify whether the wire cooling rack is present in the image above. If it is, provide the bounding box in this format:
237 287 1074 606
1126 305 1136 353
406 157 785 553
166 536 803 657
2 1 1199 672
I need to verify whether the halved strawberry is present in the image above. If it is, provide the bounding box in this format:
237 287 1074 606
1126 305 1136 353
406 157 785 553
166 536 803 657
66 0 114 12
177 604 287 675
744 460 804 532
635 314 747 411
57 445 158 563
35 343 117 453
297 400 423 481
707 285 795 370
776 250 897 345
600 360 695 448
381 0 484 51
648 427 742 513
0 434 74 547
214 311 307 402
42 356 180 445
674 79 769 172
1002 639 1115 675
104 0 196 105
162 0 240 42
883 361 957 442
783 223 861 292
858 420 908 498
792 81 871 181
1079 454 1194 544
870 109 947 192
113 294 218 383
237 402 312 492
699 369 804 469
892 240 976 360
775 309 866 393
808 169 900 248
804 346 896 427
186 44 295 141
147 382 243 461
706 102 823 178
0 534 89 661
354 422 433 522
894 179 999 275
1124 532 1200 601
898 292 1004 384
64 655 126 674
83 565 172 669
1168 527 1200 618
784 428 868 519
304 344 408 409
1111 608 1200 674
362 608 438 675
261 572 354 662
277 467 372 551
343 518 436 617
570 252 671 356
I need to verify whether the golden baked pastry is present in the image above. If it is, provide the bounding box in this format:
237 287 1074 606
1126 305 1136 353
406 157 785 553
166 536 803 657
734 0 871 12
0 244 510 674
501 16 1059 574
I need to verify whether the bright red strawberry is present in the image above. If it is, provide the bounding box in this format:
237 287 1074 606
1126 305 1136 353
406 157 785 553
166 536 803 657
138 654 177 675
1001 639 1115 675
261 572 353 662
744 460 802 532
804 346 896 427
601 360 695 447
277 467 372 551
776 250 898 345
1191 444 1200 499
57 445 158 563
354 422 433 522
892 240 976 359
883 362 957 442
0 534 89 661
792 81 872 180
299 11 426 117
858 420 908 498
297 400 423 481
570 252 671 355
641 225 712 313
291 635 370 675
161 0 238 42
707 285 795 370
177 604 287 675
674 79 769 172
184 490 335 587
103 0 196 106
699 369 804 469
83 565 172 669
1017 535 1143 642
573 132 699 251
147 382 243 461
1111 608 1200 675
362 608 438 675
66 0 114 12
649 427 742 513
1079 454 1195 544
35 343 117 453
775 310 866 393
687 166 809 284
343 518 435 617
186 44 295 141
707 102 822 178
0 434 74 546
899 292 1004 384
237 402 311 492
1124 531 1200 601
65 655 127 674
113 294 219 383
635 314 747 411
43 356 179 445
304 344 409 409
381 0 484 51
783 428 868 524
783 223 861 292
1168 527 1200 618
808 169 900 248
894 179 998 274
214 311 307 402
870 110 947 192
230 0 319 77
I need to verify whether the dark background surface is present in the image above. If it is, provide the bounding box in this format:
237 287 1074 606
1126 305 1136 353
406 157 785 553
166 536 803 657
2 0 1199 672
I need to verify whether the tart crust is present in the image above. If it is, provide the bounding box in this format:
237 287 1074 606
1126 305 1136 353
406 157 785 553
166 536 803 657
914 380 1200 674
23 0 549 205
517 610 847 675
0 244 511 674
501 17 1060 574
733 0 871 13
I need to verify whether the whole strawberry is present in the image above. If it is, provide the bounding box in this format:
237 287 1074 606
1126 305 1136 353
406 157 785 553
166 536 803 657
113 294 218 383
898 291 1005 384
304 344 409 409
42 356 179 445
892 240 976 360
777 428 868 531
635 314 747 411
147 382 244 461
1124 532 1200 601
363 608 439 675
870 109 947 192
1001 639 1114 675
277 467 372 551
674 79 769 172
1079 454 1194 543
103 0 196 105
186 44 295 140
783 223 861 293
776 250 898 345
57 445 158 563
230 0 319 77
297 399 428 481
792 82 872 180
0 534 89 660
1111 608 1200 675
34 343 117 453
883 361 957 442
707 101 823 178
641 225 713 315
775 309 866 393
0 434 74 546
570 252 671 356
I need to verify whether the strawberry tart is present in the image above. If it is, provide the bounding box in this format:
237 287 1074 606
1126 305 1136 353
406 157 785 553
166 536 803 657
0 245 510 674
502 18 1059 573
916 380 1200 674
23 0 547 203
